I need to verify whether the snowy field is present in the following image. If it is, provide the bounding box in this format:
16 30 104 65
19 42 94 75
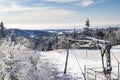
40 47 120 80
0 39 120 80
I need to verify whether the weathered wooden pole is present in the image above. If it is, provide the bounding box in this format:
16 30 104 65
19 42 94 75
105 44 112 80
118 62 120 80
64 40 70 74
100 44 112 80
84 65 87 80
95 71 97 80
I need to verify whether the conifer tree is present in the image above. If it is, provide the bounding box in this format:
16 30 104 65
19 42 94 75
0 22 6 38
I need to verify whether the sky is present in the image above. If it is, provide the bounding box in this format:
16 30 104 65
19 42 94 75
0 0 120 30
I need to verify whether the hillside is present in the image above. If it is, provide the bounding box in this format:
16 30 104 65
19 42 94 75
0 38 120 80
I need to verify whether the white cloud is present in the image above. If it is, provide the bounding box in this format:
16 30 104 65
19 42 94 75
2 7 77 23
92 21 120 26
0 0 3 2
0 4 80 29
0 0 119 30
41 0 77 3
80 0 94 7
0 4 28 12
5 23 83 30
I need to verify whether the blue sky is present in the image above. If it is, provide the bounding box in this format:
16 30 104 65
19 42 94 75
0 0 120 29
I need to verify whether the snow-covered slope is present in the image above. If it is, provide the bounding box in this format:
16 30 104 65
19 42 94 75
39 46 120 80
0 38 120 80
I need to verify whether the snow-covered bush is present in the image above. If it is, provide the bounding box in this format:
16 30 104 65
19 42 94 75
0 38 58 80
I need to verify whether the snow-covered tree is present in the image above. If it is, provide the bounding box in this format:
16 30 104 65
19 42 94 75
0 38 58 80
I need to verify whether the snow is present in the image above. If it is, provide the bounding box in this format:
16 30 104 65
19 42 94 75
39 47 120 80
86 37 110 44
39 49 102 79
0 39 57 80
0 38 120 80
58 32 63 35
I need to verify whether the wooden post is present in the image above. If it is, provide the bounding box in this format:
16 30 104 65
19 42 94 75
118 62 120 80
105 44 112 80
100 48 105 74
95 71 97 80
64 40 70 74
86 50 87 57
84 65 86 80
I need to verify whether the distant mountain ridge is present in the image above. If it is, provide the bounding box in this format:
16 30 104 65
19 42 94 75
5 26 120 38
6 29 54 38
6 29 77 38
